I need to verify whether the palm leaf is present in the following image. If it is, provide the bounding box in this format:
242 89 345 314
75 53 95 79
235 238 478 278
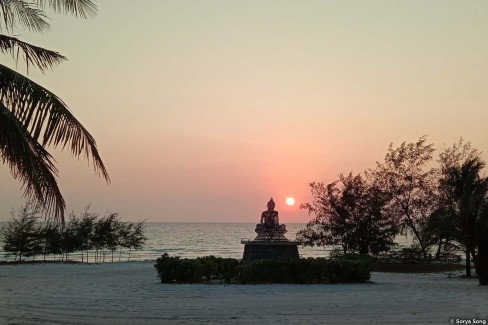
36 0 97 19
0 102 65 222
0 34 66 72
0 0 49 33
0 64 110 182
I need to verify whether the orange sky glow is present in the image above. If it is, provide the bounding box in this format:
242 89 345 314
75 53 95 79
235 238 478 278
1 0 488 223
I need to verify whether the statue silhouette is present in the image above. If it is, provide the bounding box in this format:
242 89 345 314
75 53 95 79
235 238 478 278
255 198 287 241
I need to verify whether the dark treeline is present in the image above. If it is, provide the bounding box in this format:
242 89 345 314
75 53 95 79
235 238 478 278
298 137 488 285
0 203 146 263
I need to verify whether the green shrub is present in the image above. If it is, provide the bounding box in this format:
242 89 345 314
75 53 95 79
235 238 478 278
154 254 371 284
328 254 372 283
154 254 239 283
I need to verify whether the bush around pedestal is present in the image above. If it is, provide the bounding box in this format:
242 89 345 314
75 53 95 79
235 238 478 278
154 253 371 284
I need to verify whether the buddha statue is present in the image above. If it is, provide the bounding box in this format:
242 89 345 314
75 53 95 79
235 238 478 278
260 198 279 226
255 198 287 241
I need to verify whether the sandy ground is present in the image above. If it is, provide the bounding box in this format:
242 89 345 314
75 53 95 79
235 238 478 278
0 261 487 325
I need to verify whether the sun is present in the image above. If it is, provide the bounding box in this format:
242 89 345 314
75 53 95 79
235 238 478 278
286 197 295 206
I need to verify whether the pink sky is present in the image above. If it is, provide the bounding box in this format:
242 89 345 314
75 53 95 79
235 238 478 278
1 1 488 222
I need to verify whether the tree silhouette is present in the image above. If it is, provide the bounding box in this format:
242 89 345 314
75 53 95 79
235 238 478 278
439 155 488 281
0 0 109 224
299 172 397 255
75 207 97 263
373 136 438 259
127 220 146 261
1 202 42 261
438 139 484 276
1 203 147 263
42 223 63 261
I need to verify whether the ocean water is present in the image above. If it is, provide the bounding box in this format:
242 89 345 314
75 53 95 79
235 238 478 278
0 222 331 262
142 223 330 260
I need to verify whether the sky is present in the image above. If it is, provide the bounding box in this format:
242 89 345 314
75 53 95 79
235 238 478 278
1 0 488 223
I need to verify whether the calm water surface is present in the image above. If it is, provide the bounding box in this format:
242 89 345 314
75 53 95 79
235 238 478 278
142 222 330 259
0 222 331 261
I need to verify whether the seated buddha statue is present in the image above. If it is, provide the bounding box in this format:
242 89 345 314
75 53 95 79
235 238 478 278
260 198 279 226
255 198 287 241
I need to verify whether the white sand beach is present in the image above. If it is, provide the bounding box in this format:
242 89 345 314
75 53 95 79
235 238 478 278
0 262 487 324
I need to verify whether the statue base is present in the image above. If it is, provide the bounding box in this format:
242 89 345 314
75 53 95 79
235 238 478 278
254 223 288 241
241 239 300 261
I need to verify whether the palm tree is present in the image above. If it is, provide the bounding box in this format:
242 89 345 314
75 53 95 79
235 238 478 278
441 158 488 280
476 204 488 285
0 0 109 224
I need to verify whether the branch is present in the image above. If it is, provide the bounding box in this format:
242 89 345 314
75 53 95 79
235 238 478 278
0 102 65 221
0 0 49 33
36 0 97 19
0 64 110 182
0 34 66 72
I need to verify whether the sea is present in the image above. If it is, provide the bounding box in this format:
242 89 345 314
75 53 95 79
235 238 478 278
0 222 334 262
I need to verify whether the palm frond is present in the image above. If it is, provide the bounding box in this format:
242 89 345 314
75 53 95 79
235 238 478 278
36 0 97 19
0 34 66 72
0 0 49 33
0 102 65 222
0 64 110 182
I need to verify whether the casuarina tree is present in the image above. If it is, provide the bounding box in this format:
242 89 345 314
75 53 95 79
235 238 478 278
1 201 42 261
373 136 439 260
298 172 398 255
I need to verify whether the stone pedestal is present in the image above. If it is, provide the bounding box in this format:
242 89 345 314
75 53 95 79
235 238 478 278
242 240 300 261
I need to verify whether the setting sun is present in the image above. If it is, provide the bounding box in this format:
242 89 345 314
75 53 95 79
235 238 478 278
286 197 295 206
